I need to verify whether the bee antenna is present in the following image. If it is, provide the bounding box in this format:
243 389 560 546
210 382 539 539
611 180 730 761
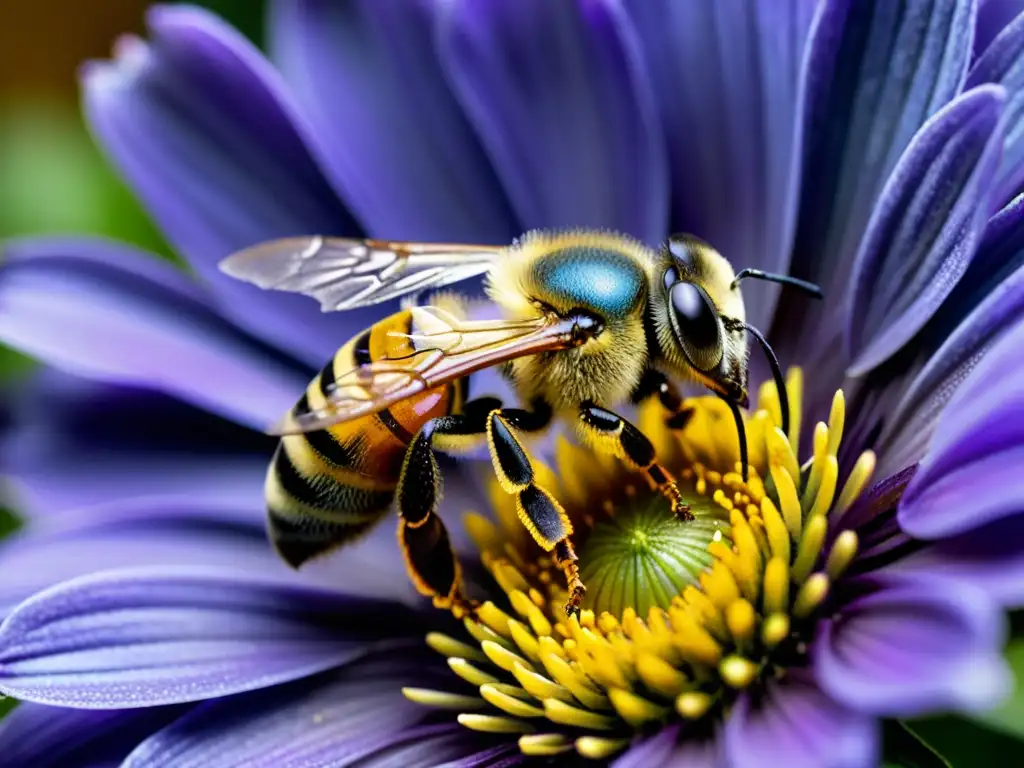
719 393 749 482
730 269 824 299
742 322 790 439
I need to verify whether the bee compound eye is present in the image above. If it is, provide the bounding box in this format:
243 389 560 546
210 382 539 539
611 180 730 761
669 282 722 371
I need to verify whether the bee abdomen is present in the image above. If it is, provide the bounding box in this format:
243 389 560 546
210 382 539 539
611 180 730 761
266 441 395 568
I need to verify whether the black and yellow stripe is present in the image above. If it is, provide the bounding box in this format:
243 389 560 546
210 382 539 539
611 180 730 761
266 310 465 567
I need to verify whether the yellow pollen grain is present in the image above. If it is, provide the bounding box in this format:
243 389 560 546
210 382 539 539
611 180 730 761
426 632 488 663
544 699 617 731
608 687 669 727
762 557 790 616
480 684 545 718
791 515 828 584
519 733 572 757
726 600 756 648
761 613 790 648
720 655 759 688
402 688 485 709
836 451 876 517
809 456 839 518
770 459 803 542
761 497 791 564
825 531 859 581
786 367 804 450
801 422 829 512
512 662 574 702
676 691 713 719
636 652 689 698
793 573 830 618
458 713 534 734
576 737 632 760
448 658 500 687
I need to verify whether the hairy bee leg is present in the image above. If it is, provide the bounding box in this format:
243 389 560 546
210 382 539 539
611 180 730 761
396 400 501 618
578 402 694 522
485 408 585 618
631 369 694 430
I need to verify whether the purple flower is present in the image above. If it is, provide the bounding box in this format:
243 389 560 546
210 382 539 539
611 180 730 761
2 1 1024 765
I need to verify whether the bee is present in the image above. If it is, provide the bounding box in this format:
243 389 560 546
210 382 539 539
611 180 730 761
220 230 821 618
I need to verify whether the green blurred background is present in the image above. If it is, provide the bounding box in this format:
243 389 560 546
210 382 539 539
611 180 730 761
0 2 1023 764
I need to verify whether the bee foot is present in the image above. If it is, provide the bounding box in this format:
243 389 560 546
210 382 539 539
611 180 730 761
563 581 587 620
659 480 693 522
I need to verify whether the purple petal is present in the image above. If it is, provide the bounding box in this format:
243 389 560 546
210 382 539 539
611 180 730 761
0 567 420 707
778 0 976 399
0 501 282 618
0 239 308 431
0 703 186 768
624 0 817 329
437 0 667 244
124 652 503 768
724 672 878 768
613 726 689 768
845 85 1005 376
82 5 370 364
270 0 516 243
893 513 1024 606
975 0 1024 57
877 197 1024 475
899 318 1024 537
2 371 271 516
968 12 1024 206
816 573 1010 716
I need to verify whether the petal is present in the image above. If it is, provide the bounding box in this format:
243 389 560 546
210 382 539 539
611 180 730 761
778 0 976 394
269 0 516 243
437 0 667 244
899 318 1024 536
2 371 272 515
791 0 976 288
624 0 817 329
877 197 1024 475
82 5 369 364
816 573 1010 716
613 726 687 768
724 672 878 768
0 238 308 431
967 12 1024 206
975 0 1024 57
0 502 281 617
0 702 186 768
845 85 1006 376
0 567 420 707
124 653 502 768
893 513 1024 606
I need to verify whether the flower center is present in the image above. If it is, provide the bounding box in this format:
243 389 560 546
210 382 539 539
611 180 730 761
404 370 878 759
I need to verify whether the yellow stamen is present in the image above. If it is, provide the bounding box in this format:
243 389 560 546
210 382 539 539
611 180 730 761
761 497 791 563
448 657 500 687
801 422 830 512
791 515 828 584
544 699 617 731
726 599 756 649
825 531 859 581
808 456 839 518
427 632 488 663
575 737 632 760
481 684 545 717
608 688 669 727
458 714 534 733
719 655 759 688
675 691 713 719
762 557 790 616
483 640 531 673
770 459 803 541
761 613 790 648
826 391 846 459
477 601 514 637
507 620 540 662
519 733 573 756
836 451 876 517
512 662 574 702
636 652 689 698
402 688 484 709
786 368 804 451
793 573 830 619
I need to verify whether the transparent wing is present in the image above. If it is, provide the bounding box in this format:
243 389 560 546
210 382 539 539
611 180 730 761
218 236 503 311
270 307 589 435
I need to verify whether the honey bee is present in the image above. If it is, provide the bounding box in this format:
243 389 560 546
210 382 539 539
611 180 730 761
220 230 821 617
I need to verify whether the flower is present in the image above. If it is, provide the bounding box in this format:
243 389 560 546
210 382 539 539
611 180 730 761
2 1 1024 765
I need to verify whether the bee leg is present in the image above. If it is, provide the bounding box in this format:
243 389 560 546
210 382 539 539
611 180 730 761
631 369 694 430
396 401 501 619
486 408 585 619
578 402 693 522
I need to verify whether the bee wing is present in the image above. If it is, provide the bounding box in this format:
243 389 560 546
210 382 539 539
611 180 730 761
218 236 503 311
270 306 586 436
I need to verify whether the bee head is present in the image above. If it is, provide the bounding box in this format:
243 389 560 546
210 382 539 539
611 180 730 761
651 233 750 407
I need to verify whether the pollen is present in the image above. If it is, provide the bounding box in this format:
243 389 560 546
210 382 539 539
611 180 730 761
405 370 875 759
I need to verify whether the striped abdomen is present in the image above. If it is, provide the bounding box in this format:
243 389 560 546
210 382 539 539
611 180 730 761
266 310 462 567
